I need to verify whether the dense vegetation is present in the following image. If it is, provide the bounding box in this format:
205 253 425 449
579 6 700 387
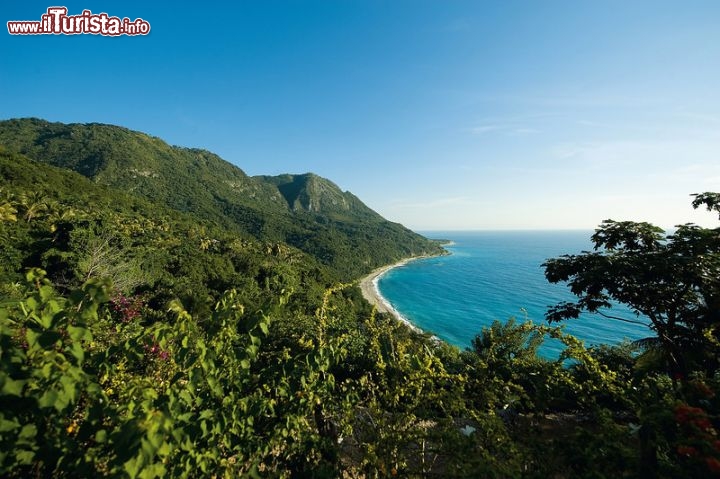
1 120 719 477
0 118 443 280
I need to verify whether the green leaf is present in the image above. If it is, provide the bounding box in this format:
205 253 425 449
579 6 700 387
68 325 91 341
124 455 143 479
259 322 269 336
146 431 164 452
157 441 173 457
18 423 37 440
179 390 193 405
38 285 54 301
15 449 35 465
60 375 78 403
69 342 85 363
38 389 59 410
25 328 40 351
25 297 38 316
247 463 262 479
1 376 26 396
0 416 20 433
95 429 108 443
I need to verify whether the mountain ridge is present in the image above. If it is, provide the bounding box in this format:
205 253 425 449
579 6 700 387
0 117 443 279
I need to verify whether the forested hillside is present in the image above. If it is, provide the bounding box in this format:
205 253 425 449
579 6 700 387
0 118 443 279
1 120 719 477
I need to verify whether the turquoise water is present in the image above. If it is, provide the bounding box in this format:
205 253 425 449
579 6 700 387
377 231 653 358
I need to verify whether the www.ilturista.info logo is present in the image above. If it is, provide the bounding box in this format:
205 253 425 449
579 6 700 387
7 7 150 36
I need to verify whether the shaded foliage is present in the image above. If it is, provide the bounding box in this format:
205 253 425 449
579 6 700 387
543 196 720 377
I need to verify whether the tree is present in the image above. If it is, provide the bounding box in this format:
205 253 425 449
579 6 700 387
543 193 720 376
18 191 47 222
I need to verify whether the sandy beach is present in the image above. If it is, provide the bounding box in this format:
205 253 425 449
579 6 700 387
359 260 407 314
358 254 444 332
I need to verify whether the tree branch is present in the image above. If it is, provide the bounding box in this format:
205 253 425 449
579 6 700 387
595 310 650 326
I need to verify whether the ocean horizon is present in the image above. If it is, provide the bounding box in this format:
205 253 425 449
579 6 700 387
376 230 654 358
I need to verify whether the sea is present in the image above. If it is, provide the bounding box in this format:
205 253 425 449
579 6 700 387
376 231 653 358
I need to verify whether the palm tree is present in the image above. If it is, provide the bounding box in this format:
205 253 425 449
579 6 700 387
19 191 48 222
0 189 18 222
0 202 17 222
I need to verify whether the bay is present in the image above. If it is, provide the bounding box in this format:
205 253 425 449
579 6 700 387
377 231 653 358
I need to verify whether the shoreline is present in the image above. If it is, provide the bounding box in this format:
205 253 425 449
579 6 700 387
359 252 447 333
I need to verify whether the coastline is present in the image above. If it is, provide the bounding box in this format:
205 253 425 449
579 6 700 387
359 252 447 333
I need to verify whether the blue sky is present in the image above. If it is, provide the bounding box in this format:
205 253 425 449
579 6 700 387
2 1 719 230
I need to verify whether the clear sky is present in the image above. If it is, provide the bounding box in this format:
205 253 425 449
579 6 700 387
2 1 719 230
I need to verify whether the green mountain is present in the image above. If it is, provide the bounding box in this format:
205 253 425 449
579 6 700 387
258 173 383 220
0 118 442 279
